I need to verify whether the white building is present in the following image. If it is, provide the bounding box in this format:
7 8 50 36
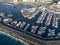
40 0 52 3
22 0 36 2
13 0 18 3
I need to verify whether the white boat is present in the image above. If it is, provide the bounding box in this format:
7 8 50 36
31 26 38 33
16 21 21 27
40 12 47 23
11 21 18 25
27 8 36 13
7 14 13 17
36 12 46 23
37 27 46 35
3 18 13 24
57 32 60 37
20 22 26 28
47 2 60 28
45 13 53 26
20 7 39 19
48 29 55 37
52 15 58 28
24 23 30 30
0 13 5 17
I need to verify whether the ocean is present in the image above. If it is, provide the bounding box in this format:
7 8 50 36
0 31 28 45
0 3 29 45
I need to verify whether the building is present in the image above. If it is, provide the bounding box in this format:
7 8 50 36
22 0 36 2
13 0 18 3
4 0 19 3
4 0 52 3
37 0 52 4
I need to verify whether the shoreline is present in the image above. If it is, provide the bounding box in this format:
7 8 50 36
0 31 29 45
0 24 60 45
0 24 39 45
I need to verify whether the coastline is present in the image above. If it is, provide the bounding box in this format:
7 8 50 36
0 2 60 45
0 24 39 45
0 24 60 45
0 31 29 45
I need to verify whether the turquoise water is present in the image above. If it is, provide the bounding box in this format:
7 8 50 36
0 31 28 45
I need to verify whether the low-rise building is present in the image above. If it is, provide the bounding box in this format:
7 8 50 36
22 0 36 2
4 0 52 4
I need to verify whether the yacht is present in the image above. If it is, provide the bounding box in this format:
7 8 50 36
52 15 58 28
7 14 13 17
47 2 60 28
24 23 30 30
27 8 36 13
45 13 53 26
3 18 13 24
37 27 46 35
20 22 26 28
48 29 55 37
38 5 46 12
27 9 40 19
40 12 47 23
20 7 37 19
11 21 18 25
57 32 60 37
36 12 46 23
31 25 38 33
16 21 21 27
0 13 5 17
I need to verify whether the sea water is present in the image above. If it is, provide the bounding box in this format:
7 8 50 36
0 31 29 45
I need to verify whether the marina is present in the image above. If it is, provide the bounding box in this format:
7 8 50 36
52 15 58 28
0 2 60 40
0 0 60 45
36 12 45 23
37 27 46 35
45 13 53 26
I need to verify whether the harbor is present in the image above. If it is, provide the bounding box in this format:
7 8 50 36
0 2 60 40
0 0 60 45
